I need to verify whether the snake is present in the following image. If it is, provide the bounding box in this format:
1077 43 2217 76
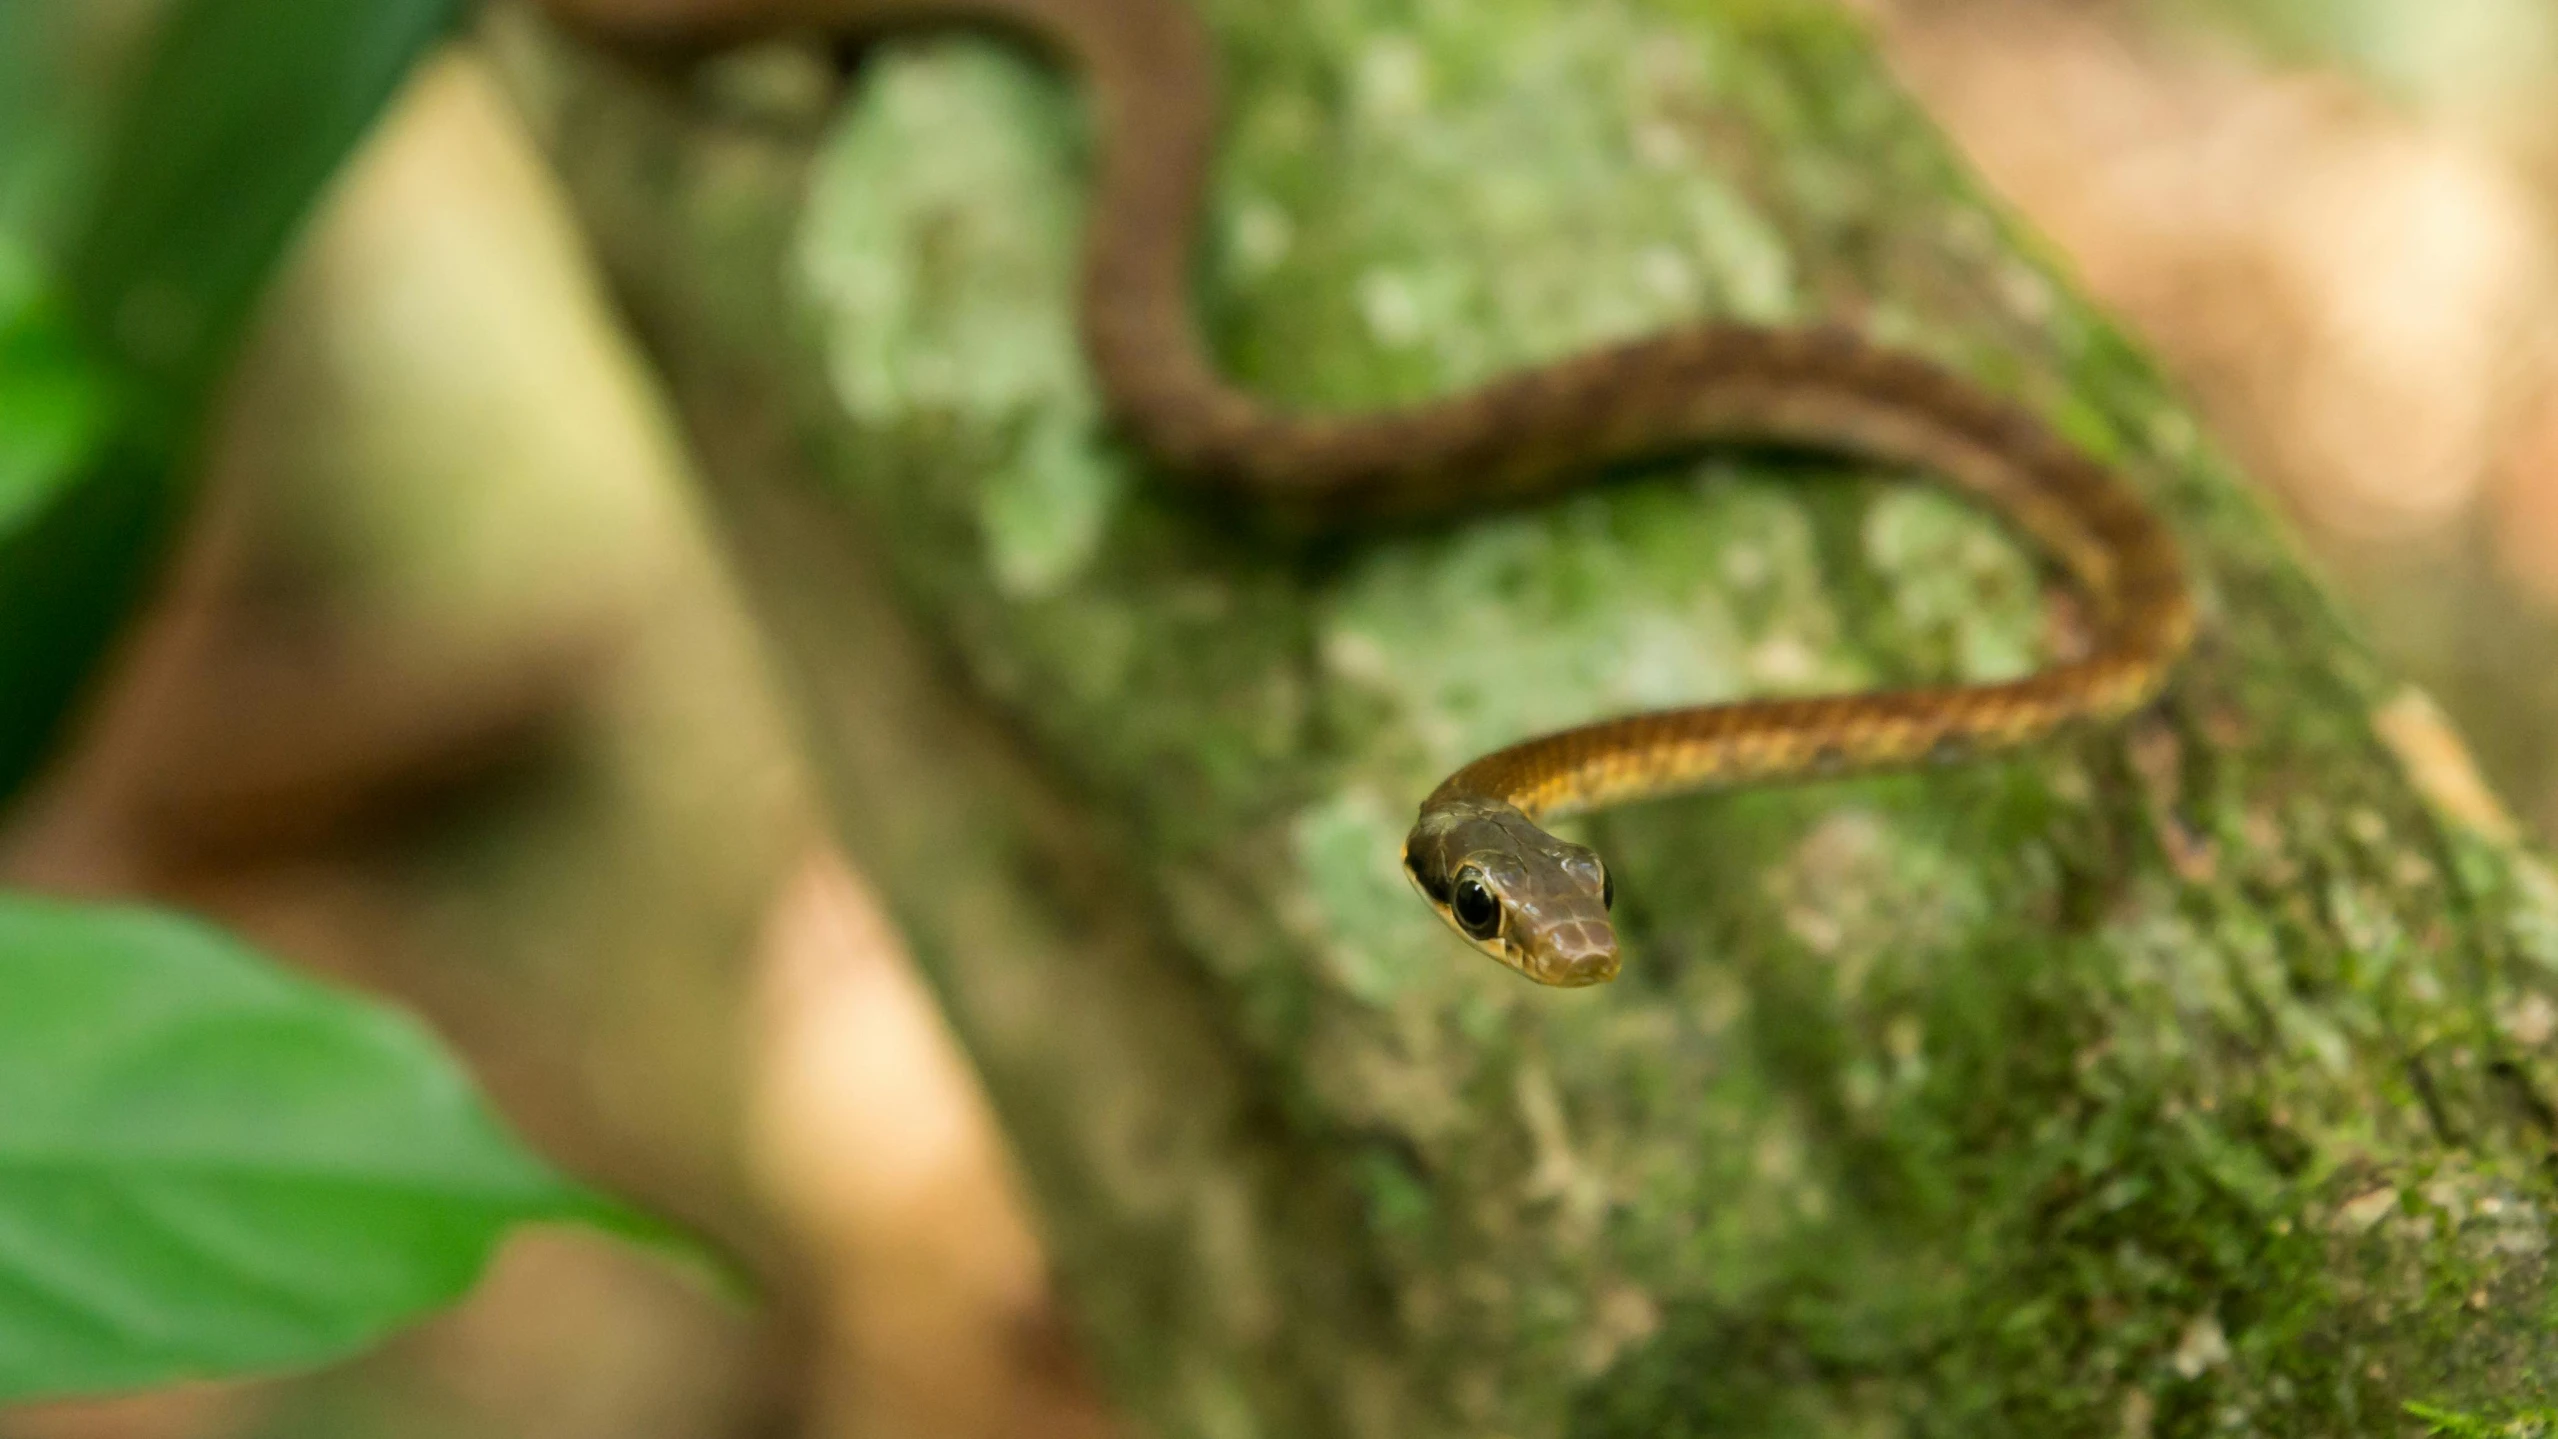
556 0 2198 989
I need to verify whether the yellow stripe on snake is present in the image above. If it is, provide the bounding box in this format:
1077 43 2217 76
558 0 2199 987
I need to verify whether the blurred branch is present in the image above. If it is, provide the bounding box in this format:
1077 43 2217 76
502 1 2558 1433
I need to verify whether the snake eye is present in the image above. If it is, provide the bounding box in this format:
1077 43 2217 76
1451 869 1501 940
1601 867 1615 911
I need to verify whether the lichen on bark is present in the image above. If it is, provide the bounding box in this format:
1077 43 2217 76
500 0 2558 1433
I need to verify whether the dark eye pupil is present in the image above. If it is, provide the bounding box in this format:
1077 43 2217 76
1601 868 1615 911
1452 875 1500 938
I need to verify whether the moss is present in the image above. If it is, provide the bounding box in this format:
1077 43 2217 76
2408 1401 2558 1438
510 0 2558 1433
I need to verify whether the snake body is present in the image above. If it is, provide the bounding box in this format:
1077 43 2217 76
566 0 2198 987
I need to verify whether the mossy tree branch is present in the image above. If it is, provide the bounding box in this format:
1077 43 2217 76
497 0 2558 1432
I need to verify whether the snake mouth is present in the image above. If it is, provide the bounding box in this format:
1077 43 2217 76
1537 954 1620 987
1519 923 1620 987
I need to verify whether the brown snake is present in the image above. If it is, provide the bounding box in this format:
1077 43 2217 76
562 0 2198 988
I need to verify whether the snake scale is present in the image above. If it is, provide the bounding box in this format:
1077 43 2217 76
560 0 2199 987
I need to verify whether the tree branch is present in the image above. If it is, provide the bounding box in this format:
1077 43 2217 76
495 1 2558 1432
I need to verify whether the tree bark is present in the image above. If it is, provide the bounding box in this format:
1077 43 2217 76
492 1 2558 1433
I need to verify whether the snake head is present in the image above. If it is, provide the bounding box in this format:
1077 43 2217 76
1402 798 1619 986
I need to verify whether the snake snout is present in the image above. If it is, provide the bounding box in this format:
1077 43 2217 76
1529 919 1620 987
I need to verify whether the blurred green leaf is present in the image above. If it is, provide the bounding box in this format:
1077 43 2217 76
0 230 149 805
0 896 614 1403
67 0 465 414
0 239 118 538
0 432 178 803
0 0 460 806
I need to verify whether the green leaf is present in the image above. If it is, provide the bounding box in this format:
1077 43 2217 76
0 428 178 804
0 895 606 1403
0 233 147 803
0 239 118 539
0 0 461 808
67 0 466 414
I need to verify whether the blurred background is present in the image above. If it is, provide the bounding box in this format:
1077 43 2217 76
2 0 2554 1436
